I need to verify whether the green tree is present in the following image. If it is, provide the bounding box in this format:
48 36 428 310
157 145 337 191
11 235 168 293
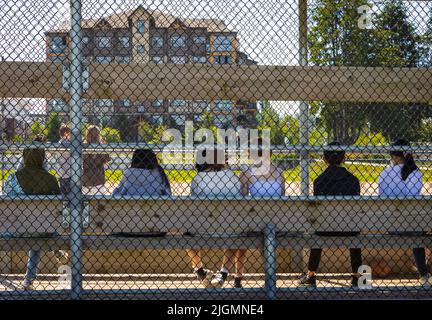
138 120 167 144
46 112 62 142
257 101 286 145
368 0 424 141
355 131 387 146
28 119 47 142
101 127 121 143
308 0 375 144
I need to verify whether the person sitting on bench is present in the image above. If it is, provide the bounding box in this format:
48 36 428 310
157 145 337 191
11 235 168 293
4 147 61 290
209 137 286 289
113 149 171 196
187 146 242 288
378 139 430 286
297 141 362 288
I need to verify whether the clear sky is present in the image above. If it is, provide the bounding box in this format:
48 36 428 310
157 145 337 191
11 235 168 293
0 0 430 116
2 0 430 64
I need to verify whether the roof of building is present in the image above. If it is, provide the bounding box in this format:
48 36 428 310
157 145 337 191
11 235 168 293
47 7 232 33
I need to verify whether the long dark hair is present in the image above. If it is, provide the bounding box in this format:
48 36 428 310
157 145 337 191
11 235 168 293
131 149 171 193
390 139 419 181
195 147 226 173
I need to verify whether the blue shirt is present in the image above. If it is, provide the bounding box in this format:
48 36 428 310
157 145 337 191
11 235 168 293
378 164 423 197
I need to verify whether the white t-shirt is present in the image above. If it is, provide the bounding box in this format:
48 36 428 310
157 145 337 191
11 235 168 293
191 170 241 197
378 164 423 196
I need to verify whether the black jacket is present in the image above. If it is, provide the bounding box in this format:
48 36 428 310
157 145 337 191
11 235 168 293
313 165 360 196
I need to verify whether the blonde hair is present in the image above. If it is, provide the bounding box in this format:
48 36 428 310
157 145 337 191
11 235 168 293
85 125 101 144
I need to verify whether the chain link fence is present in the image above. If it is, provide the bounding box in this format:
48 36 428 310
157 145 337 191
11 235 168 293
0 0 432 300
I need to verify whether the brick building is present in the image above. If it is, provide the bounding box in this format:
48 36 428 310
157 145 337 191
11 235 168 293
45 6 258 141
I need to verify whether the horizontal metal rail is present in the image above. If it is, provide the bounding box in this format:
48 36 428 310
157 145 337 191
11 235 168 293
1 195 432 201
1 235 432 251
2 143 432 154
1 61 432 103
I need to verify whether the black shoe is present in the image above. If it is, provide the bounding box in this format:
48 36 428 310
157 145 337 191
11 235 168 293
297 273 317 287
351 276 359 288
234 277 243 288
195 268 213 287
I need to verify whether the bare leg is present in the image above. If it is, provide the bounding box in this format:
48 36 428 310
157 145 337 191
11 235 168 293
220 249 236 273
186 249 203 270
234 249 247 278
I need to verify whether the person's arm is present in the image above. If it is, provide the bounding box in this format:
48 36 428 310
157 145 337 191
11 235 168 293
406 170 423 196
313 179 320 196
281 171 286 196
4 173 25 196
378 170 386 196
190 177 198 196
51 177 61 195
354 177 361 196
113 177 126 195
162 171 172 196
239 170 250 196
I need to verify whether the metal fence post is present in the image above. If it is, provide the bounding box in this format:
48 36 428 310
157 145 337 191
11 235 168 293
289 0 310 273
299 0 309 196
68 0 84 299
264 223 277 300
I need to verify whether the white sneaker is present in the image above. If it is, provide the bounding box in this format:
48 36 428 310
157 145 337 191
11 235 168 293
419 274 432 287
210 273 227 288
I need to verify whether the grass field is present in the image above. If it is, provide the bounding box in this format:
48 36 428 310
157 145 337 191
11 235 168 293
105 162 432 184
1 162 430 185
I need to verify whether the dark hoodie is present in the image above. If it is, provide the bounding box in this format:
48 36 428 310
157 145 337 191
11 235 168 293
313 165 360 196
16 148 60 195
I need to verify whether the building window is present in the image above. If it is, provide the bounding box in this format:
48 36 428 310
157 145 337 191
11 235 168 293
119 37 130 48
119 99 131 108
115 56 131 64
136 20 145 33
96 37 111 48
152 100 164 108
214 100 232 111
82 36 90 45
171 115 186 126
137 104 146 113
214 55 232 65
136 45 146 54
151 36 163 48
214 115 233 127
193 36 207 45
192 101 209 112
170 35 186 48
170 56 187 64
49 55 67 63
50 99 67 112
152 115 164 125
49 36 67 54
170 100 188 113
213 35 233 52
152 56 164 64
95 56 112 64
192 56 207 64
82 56 93 64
